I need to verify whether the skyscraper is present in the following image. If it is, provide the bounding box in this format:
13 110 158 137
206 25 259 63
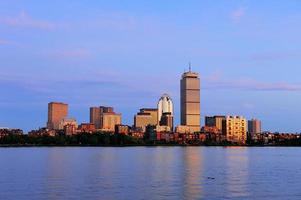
90 106 122 131
157 94 173 126
180 69 201 133
47 102 68 130
90 107 101 129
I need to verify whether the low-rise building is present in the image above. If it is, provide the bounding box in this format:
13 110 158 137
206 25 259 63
0 128 23 138
28 128 56 137
58 118 78 130
115 125 130 135
78 123 96 133
175 125 200 134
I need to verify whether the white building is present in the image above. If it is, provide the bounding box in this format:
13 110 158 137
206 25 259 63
157 94 173 123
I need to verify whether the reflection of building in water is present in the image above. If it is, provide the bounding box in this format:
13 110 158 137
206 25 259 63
225 148 250 198
182 147 203 199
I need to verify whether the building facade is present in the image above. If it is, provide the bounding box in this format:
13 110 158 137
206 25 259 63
205 116 226 132
47 102 68 130
160 112 174 131
90 107 101 129
222 116 247 144
180 70 201 133
248 119 262 139
115 125 130 135
100 112 122 132
58 118 77 130
134 108 158 131
78 123 96 133
157 94 173 125
90 106 122 132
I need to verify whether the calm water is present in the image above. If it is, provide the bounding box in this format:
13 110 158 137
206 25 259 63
0 147 301 200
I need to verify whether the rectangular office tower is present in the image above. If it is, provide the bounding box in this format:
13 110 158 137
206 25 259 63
90 106 121 132
47 102 68 130
180 71 201 133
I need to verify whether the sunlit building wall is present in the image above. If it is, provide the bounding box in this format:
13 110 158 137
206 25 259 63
58 118 78 130
100 113 121 132
90 107 101 129
47 102 68 130
222 116 247 144
134 108 158 131
180 70 201 133
90 106 122 132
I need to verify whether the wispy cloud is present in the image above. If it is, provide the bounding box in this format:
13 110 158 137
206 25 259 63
0 11 57 30
231 7 246 22
204 73 301 91
54 48 91 59
0 39 13 45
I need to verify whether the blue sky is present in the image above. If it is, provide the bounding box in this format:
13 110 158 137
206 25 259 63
1 0 301 133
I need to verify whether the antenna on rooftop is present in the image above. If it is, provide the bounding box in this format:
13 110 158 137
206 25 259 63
189 62 191 72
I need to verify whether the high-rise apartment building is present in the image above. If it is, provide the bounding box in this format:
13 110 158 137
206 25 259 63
180 70 201 133
205 116 226 131
248 119 262 139
47 102 68 130
222 116 247 144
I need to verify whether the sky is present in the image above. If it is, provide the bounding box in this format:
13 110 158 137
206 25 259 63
1 0 301 133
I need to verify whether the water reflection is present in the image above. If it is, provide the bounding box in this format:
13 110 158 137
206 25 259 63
225 147 250 198
2 147 301 200
182 147 203 200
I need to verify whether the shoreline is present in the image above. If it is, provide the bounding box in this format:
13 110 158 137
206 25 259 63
1 144 300 148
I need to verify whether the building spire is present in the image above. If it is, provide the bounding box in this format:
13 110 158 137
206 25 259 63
189 62 191 72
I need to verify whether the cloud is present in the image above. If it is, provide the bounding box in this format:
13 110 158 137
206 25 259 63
54 48 91 59
231 7 246 22
0 39 12 45
204 73 301 91
0 11 56 30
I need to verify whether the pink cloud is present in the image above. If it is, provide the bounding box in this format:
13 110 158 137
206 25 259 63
54 48 91 59
231 7 246 22
0 39 12 45
0 11 56 30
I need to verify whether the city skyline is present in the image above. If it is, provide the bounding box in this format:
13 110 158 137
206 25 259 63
1 1 301 132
